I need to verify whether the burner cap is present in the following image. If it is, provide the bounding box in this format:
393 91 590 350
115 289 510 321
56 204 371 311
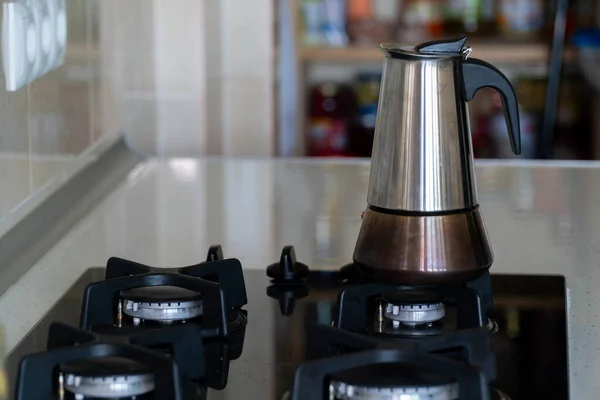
120 286 203 322
329 364 458 400
60 357 154 398
381 290 445 326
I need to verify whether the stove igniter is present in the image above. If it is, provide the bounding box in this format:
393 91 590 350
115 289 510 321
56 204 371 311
329 381 459 400
120 286 203 323
381 291 445 327
64 372 154 399
486 317 499 335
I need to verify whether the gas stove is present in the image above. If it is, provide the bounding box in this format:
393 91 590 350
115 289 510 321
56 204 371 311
6 245 568 399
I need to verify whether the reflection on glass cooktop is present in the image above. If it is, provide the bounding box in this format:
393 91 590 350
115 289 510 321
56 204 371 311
6 268 568 399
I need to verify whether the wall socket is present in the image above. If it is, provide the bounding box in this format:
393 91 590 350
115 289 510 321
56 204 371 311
2 0 67 92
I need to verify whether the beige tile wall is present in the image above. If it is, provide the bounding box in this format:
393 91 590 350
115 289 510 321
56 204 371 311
123 0 275 157
0 0 113 222
107 0 157 154
210 0 275 157
0 0 276 228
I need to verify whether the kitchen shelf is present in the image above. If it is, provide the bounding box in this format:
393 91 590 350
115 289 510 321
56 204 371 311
277 0 588 157
300 42 575 65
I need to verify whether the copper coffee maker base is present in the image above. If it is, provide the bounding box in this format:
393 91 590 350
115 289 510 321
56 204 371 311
353 206 494 286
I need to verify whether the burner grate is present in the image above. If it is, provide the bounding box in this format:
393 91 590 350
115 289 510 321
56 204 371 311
81 251 248 339
15 339 180 400
288 323 492 400
47 322 205 382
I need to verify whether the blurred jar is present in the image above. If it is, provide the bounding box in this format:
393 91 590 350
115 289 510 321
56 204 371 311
301 0 349 46
398 0 444 42
443 0 496 36
300 0 325 46
347 0 399 45
322 0 349 46
351 72 382 157
497 0 544 39
307 83 358 157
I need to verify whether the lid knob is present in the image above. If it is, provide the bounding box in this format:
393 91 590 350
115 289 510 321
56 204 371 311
415 36 468 54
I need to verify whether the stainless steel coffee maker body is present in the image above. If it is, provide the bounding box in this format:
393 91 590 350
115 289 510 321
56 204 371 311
354 37 521 285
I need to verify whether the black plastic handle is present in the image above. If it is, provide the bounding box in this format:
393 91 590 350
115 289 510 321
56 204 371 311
462 58 521 155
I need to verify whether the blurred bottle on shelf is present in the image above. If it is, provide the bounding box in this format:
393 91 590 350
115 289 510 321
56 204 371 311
301 0 348 46
497 0 544 39
323 0 349 46
347 0 399 46
307 83 358 157
351 71 382 157
443 0 496 36
300 0 325 46
398 0 444 42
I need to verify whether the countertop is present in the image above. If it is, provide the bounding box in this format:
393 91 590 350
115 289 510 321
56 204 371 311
1 158 599 398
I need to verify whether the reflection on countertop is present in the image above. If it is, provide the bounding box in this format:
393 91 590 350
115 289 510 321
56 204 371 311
0 158 599 397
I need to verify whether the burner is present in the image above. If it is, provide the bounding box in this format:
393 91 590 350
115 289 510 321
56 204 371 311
45 322 206 384
82 273 231 338
88 255 249 339
304 323 497 388
336 272 494 334
329 364 458 400
380 291 445 327
60 357 154 399
120 286 203 325
15 342 181 400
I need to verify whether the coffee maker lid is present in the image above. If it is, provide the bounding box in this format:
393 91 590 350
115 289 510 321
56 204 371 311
380 37 472 60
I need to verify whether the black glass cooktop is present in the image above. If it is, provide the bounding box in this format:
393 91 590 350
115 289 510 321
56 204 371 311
6 268 568 399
